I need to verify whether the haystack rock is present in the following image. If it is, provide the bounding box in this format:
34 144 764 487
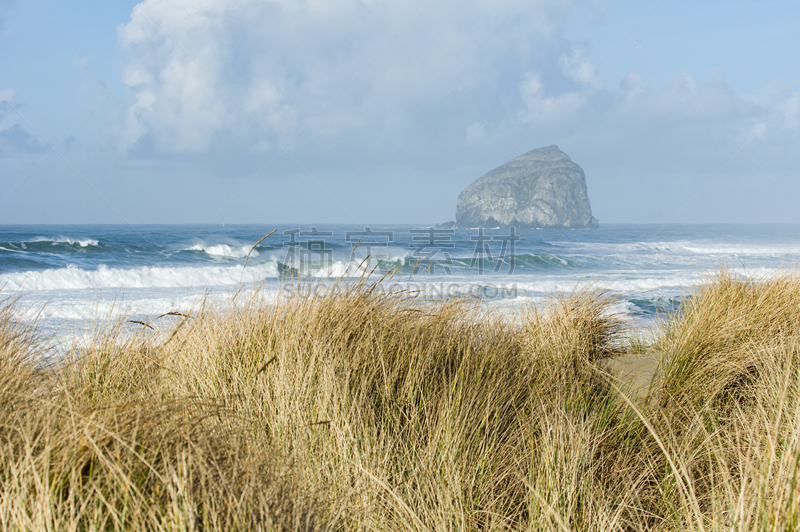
456 145 598 229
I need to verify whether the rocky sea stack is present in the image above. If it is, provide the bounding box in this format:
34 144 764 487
456 145 598 229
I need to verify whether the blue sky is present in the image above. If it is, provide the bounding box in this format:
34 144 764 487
1 0 798 224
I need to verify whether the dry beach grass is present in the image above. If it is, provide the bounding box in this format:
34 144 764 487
1 269 799 530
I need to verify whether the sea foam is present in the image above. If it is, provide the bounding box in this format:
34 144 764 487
0 262 280 292
30 237 100 247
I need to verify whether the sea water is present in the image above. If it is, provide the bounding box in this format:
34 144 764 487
2 224 799 339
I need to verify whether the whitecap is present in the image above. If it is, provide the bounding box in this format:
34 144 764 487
28 237 100 247
184 243 255 259
0 262 280 292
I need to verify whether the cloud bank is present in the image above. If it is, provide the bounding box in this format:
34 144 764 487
116 1 799 178
116 0 582 156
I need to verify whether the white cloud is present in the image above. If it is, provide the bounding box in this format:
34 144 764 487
559 48 603 91
519 72 587 124
610 69 786 148
0 88 15 104
620 71 647 100
116 0 583 154
746 80 800 132
120 90 156 150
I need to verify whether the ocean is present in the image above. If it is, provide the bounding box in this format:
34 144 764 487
2 223 799 339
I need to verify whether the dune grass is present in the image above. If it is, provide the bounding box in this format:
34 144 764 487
0 269 799 530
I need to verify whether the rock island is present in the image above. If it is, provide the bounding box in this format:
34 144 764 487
456 145 598 229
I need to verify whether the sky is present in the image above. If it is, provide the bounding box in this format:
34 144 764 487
0 0 798 225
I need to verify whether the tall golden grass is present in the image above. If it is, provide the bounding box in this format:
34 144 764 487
0 269 799 530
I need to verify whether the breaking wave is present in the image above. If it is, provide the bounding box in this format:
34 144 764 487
0 262 280 292
0 237 100 252
184 243 255 259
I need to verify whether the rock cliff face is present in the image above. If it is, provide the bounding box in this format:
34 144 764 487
456 145 598 229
